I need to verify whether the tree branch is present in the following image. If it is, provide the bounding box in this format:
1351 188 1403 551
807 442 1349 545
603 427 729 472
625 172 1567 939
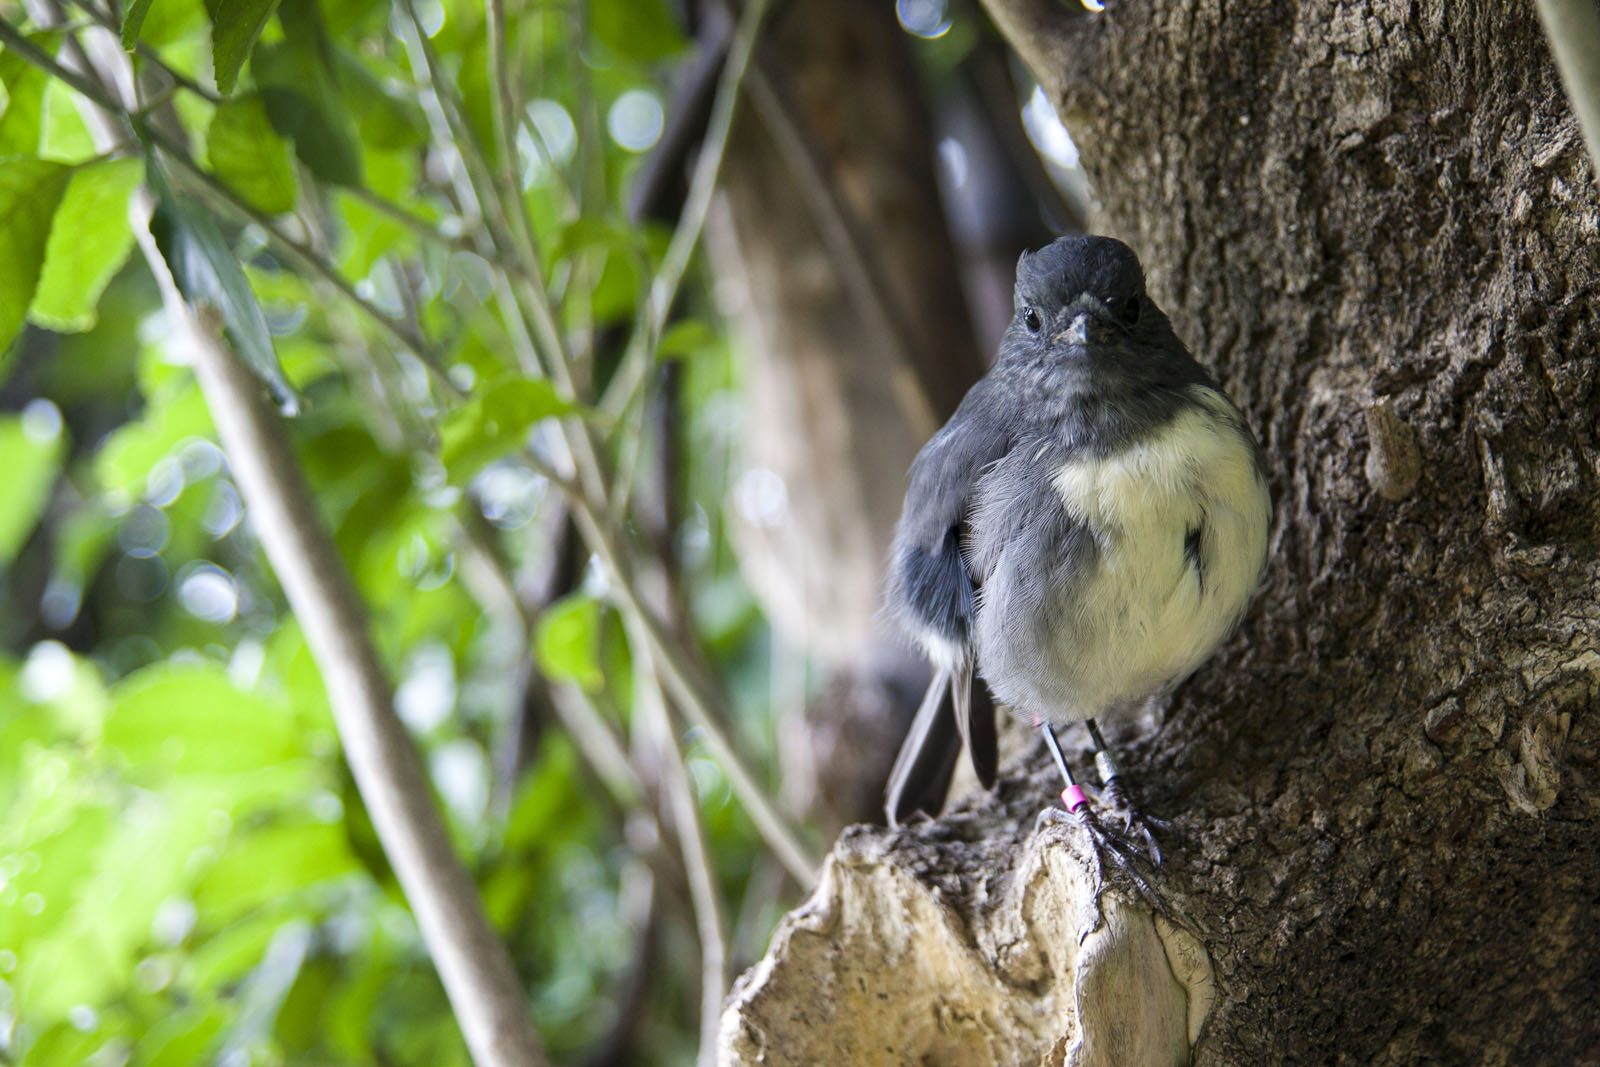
570 505 822 885
631 622 728 1067
1536 0 1600 179
976 0 1093 99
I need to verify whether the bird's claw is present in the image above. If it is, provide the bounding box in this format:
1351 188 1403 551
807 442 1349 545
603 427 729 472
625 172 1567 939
1034 801 1163 910
1098 778 1169 867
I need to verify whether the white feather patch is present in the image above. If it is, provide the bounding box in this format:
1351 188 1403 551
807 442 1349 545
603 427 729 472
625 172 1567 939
1045 385 1270 715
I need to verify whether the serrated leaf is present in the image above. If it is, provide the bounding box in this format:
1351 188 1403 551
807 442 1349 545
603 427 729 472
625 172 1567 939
439 378 584 483
0 413 64 565
29 158 144 332
534 594 604 691
0 158 72 353
150 177 298 411
206 92 297 213
204 0 284 95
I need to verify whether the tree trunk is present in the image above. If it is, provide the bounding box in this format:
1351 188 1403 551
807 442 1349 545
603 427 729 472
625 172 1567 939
721 1 1600 1062
707 0 988 827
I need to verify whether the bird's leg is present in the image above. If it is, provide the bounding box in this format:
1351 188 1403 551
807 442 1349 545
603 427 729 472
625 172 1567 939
1033 720 1160 903
1085 718 1170 865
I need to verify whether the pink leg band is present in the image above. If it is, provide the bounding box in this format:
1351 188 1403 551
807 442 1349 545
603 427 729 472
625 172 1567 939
1062 784 1089 812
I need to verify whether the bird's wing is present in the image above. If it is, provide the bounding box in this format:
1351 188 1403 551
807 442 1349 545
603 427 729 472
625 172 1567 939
886 381 1013 657
884 382 1011 822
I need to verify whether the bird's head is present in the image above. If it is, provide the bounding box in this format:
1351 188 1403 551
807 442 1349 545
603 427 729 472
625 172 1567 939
1001 235 1189 389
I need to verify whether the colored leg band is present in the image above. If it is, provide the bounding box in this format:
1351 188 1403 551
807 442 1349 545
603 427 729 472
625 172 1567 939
1094 750 1119 784
1062 784 1089 812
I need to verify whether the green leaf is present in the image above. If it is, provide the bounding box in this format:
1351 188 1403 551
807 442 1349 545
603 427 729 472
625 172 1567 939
203 0 284 94
194 819 358 923
29 158 144 332
0 158 72 352
205 92 298 213
150 175 298 411
0 413 64 566
94 378 214 497
534 594 604 692
502 739 587 853
187 911 288 988
254 45 363 185
252 2 363 186
439 378 584 483
17 1024 104 1067
122 0 156 49
140 1008 227 1067
334 52 427 152
40 79 97 164
0 31 59 157
0 787 113 969
657 319 718 361
127 0 210 48
591 0 687 64
104 662 304 778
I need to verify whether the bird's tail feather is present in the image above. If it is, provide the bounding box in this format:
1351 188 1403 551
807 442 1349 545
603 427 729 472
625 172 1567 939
884 668 960 827
884 665 999 826
952 658 998 791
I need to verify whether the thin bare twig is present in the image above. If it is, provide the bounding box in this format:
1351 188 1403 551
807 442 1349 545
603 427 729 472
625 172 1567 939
630 620 727 1067
343 182 477 254
449 508 645 805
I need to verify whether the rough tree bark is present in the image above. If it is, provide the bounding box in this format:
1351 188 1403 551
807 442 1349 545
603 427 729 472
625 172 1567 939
722 1 1600 1063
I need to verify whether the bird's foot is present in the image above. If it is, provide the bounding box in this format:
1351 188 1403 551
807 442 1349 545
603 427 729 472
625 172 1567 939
1097 777 1170 867
1034 798 1162 910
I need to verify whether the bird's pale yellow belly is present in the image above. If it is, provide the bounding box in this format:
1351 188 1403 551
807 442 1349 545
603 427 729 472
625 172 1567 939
1046 386 1270 715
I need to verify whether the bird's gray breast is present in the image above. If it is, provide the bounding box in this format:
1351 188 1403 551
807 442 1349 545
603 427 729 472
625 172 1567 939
965 385 1270 723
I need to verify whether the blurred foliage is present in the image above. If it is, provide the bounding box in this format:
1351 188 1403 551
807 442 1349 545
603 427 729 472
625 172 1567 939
0 0 783 1063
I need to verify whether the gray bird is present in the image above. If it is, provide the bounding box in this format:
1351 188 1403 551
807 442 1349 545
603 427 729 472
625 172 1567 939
884 235 1270 854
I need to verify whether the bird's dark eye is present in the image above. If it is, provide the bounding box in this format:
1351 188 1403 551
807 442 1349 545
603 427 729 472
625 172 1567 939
1023 306 1042 333
1120 295 1142 327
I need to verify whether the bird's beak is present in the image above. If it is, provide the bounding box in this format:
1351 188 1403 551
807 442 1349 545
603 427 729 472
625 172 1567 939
1060 312 1092 346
